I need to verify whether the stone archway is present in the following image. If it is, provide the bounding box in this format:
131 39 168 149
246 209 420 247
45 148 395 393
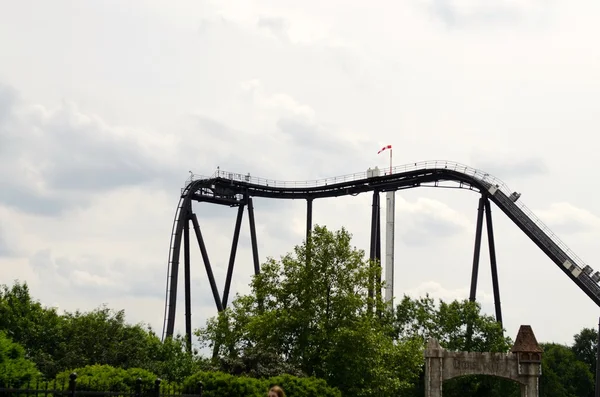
424 325 543 397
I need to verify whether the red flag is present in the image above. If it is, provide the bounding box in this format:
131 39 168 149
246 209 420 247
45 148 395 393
378 144 392 154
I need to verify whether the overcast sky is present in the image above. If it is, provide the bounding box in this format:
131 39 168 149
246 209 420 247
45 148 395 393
1 0 600 348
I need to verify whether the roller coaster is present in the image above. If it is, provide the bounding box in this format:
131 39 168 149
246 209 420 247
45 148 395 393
161 160 600 344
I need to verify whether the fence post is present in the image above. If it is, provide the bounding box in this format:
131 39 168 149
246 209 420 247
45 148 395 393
196 382 203 397
135 378 142 397
154 379 161 397
69 373 77 397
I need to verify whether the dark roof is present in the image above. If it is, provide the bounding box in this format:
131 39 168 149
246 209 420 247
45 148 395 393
511 325 543 353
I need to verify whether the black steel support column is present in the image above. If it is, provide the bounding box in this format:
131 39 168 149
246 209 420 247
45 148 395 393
376 201 382 311
469 196 486 302
165 200 190 338
222 204 245 309
484 198 503 325
190 213 223 312
183 211 192 351
306 198 313 243
596 317 600 397
247 197 260 276
369 191 379 306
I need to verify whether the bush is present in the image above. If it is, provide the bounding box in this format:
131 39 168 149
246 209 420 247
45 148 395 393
53 365 159 392
267 374 341 397
183 371 264 397
183 371 341 397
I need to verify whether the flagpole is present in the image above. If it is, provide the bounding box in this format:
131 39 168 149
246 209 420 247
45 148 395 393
389 148 392 175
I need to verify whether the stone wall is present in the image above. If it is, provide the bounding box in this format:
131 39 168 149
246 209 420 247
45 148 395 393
423 325 542 397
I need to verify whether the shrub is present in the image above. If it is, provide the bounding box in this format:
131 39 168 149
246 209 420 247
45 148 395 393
267 374 341 397
183 371 341 397
53 365 158 392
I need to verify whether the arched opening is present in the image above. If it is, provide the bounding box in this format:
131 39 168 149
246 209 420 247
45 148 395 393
443 374 521 397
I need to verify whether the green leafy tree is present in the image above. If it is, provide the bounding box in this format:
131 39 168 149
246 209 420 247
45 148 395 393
0 331 41 387
571 327 598 377
0 281 203 381
394 295 519 397
0 281 65 377
59 306 153 370
196 225 422 396
394 294 511 352
540 343 594 397
59 307 204 382
146 333 209 382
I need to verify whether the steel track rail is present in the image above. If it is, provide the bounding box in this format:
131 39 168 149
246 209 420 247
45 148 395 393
162 160 600 339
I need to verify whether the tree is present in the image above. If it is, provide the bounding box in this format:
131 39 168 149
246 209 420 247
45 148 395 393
394 294 511 352
59 306 155 370
145 333 210 382
0 281 204 382
0 331 41 387
0 281 65 377
540 343 594 397
394 295 519 397
571 327 598 377
57 306 205 382
196 225 423 396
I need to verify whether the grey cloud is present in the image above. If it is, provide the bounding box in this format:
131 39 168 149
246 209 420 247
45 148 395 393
192 202 236 220
124 264 172 301
194 116 238 141
0 227 11 257
30 106 165 192
400 213 466 246
276 116 371 176
178 115 380 231
550 221 593 235
257 16 289 40
0 84 181 215
277 117 333 150
0 181 76 216
28 248 179 301
423 0 526 28
472 157 548 180
536 214 593 235
0 83 16 124
185 115 275 175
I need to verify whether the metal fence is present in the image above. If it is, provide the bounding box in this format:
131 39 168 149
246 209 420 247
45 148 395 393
0 374 203 397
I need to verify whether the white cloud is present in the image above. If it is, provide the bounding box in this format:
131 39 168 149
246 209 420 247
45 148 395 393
404 280 494 304
534 202 600 236
0 0 599 349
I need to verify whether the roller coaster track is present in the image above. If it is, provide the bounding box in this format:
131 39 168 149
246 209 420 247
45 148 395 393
162 160 600 340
